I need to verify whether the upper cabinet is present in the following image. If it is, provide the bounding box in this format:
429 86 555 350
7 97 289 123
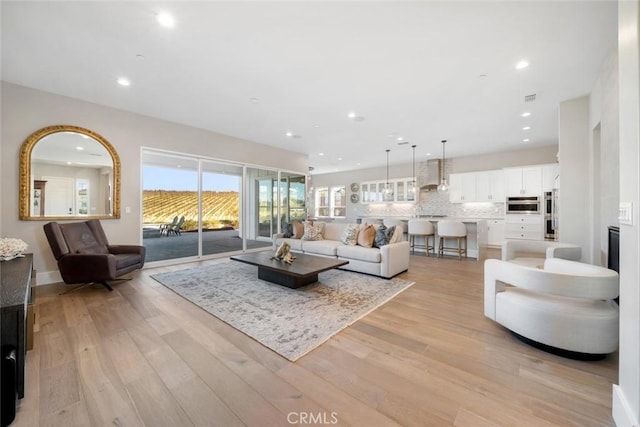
360 178 416 203
449 169 504 203
475 170 505 202
504 167 542 196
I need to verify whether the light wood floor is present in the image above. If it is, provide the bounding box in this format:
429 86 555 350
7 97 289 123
13 250 617 426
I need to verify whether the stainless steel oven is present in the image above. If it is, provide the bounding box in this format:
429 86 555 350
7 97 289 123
506 196 541 215
544 190 558 240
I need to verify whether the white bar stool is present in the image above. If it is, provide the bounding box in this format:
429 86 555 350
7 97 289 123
437 220 467 260
408 219 435 256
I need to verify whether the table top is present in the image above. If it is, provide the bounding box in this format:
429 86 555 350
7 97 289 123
1 254 33 310
231 252 348 277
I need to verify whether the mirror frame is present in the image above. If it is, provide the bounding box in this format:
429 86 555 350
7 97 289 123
19 125 121 220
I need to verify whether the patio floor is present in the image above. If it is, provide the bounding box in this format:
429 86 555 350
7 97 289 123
143 228 271 263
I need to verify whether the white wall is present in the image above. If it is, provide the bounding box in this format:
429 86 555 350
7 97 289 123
613 1 640 425
558 96 591 261
590 50 620 266
0 82 307 282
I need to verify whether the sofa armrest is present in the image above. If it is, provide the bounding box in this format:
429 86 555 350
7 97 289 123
379 241 410 278
58 253 117 283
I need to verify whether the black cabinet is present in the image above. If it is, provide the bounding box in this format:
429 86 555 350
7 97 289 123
1 254 34 426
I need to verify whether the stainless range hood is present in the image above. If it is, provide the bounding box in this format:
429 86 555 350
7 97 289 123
420 159 441 191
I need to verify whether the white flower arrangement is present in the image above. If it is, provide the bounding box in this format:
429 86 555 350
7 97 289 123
0 237 28 261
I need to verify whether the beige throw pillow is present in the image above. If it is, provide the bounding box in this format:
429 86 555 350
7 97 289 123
340 224 360 246
292 221 304 239
357 224 376 248
301 222 324 241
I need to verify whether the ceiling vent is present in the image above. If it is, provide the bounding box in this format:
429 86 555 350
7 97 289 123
524 94 536 102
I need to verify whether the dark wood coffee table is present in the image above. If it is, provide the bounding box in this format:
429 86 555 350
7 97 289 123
230 252 349 289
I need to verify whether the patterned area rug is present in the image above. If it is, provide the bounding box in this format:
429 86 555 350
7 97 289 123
151 261 414 361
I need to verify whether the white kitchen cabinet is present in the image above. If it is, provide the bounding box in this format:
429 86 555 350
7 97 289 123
504 167 542 196
449 172 476 203
487 219 505 246
505 214 543 240
476 170 505 202
360 178 417 204
542 163 559 191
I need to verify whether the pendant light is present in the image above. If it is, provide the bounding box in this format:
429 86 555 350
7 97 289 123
437 140 449 193
407 144 417 199
383 149 394 201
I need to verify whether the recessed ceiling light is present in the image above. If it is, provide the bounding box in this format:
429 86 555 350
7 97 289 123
396 137 403 141
522 126 531 130
75 146 84 151
426 152 431 156
347 112 356 119
249 97 260 104
314 124 320 128
66 161 72 165
117 77 131 86
515 60 529 70
523 138 530 142
136 54 145 61
156 12 175 28
357 162 361 166
319 153 324 156
521 112 531 117
285 132 293 137
337 157 343 161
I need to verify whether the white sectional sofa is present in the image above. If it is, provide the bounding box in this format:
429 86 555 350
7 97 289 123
273 222 410 278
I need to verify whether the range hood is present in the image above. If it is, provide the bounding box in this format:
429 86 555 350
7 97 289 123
420 159 441 191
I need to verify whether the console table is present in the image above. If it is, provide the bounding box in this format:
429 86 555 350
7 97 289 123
1 254 34 426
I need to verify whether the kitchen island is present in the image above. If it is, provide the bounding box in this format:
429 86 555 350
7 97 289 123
357 216 490 260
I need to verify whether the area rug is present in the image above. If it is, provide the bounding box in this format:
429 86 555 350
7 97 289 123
151 262 414 361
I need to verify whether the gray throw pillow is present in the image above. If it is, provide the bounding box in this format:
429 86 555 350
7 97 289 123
282 223 293 238
374 225 396 248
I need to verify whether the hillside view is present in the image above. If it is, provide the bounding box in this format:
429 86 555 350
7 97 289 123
143 190 239 231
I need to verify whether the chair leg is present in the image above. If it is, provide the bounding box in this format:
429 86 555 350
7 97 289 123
100 282 114 291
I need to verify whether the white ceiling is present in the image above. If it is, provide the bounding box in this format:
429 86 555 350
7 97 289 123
1 1 617 175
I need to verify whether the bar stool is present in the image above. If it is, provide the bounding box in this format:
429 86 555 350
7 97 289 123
437 220 467 260
408 219 435 256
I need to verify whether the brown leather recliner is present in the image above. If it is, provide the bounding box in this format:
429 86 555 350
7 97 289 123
43 219 145 291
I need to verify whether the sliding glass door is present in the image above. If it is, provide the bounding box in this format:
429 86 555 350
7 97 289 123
142 149 303 264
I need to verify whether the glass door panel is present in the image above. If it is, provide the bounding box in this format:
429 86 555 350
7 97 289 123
279 172 306 230
142 152 199 262
201 161 244 256
246 167 279 241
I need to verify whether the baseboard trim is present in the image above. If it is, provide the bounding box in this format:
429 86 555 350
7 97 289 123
613 384 639 427
36 270 62 286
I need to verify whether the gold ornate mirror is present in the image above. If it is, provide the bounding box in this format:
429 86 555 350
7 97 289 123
19 125 121 220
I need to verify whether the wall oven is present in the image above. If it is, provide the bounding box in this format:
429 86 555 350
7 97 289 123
506 196 541 215
544 190 558 240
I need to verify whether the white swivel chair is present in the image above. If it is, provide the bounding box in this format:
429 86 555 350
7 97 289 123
437 220 467 259
502 239 581 268
484 257 619 359
407 219 435 256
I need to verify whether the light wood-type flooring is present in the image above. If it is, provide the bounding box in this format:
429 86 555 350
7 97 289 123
12 250 617 426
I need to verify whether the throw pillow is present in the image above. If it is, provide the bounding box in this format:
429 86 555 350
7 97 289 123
374 225 396 248
282 223 293 238
357 224 376 248
301 222 324 241
292 220 304 239
388 225 404 244
340 224 360 246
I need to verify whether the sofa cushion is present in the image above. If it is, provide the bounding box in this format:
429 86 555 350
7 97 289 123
357 224 376 248
302 222 324 241
301 240 342 256
340 224 360 246
321 223 347 241
337 245 382 263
